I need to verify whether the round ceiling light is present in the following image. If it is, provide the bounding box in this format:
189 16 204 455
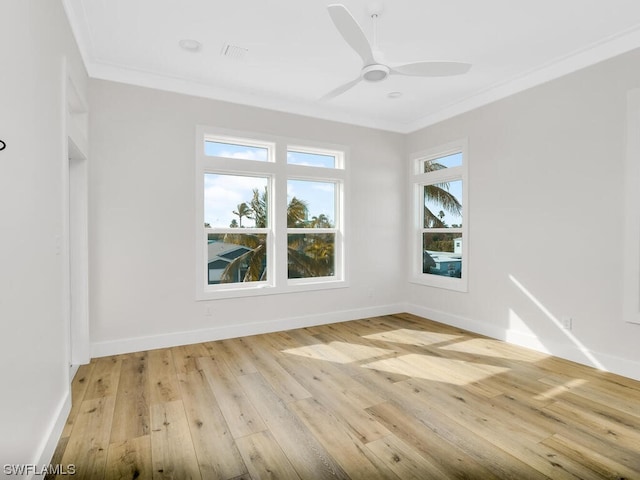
179 39 202 52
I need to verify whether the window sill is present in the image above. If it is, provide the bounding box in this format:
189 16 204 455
197 279 349 301
409 275 468 293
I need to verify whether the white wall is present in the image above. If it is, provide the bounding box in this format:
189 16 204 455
0 0 87 468
88 80 405 355
406 48 640 380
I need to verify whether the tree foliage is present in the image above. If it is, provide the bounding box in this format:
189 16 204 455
232 202 252 228
219 191 335 283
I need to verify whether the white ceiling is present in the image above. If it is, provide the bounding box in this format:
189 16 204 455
63 0 640 133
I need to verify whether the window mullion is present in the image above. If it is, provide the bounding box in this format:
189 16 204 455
421 228 462 234
287 228 337 234
416 167 463 184
274 142 289 288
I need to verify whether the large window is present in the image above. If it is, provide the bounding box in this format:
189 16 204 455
196 127 347 299
410 140 468 291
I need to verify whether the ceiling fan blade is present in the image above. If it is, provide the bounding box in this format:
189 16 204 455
321 77 362 101
391 61 472 77
327 4 375 65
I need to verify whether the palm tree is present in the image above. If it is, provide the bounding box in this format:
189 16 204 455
424 161 462 228
310 214 332 228
219 233 267 283
249 187 267 228
232 202 252 228
287 197 308 227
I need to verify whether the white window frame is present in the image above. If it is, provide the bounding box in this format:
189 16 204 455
409 139 469 292
196 126 349 300
286 176 343 287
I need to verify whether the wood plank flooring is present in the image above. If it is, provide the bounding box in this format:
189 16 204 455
48 313 640 479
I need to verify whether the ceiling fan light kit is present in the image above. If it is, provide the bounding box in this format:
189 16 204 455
323 3 471 100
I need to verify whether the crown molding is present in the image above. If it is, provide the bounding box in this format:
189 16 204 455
87 61 406 133
404 25 640 133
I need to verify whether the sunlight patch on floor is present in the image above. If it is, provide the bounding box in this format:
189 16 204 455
534 378 587 401
364 329 461 347
440 337 527 360
362 354 510 385
440 335 548 362
282 341 393 364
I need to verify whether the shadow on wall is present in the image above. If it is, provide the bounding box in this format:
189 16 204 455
507 274 605 371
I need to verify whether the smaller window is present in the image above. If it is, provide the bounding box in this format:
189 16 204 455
287 180 335 227
204 174 271 289
287 150 336 168
423 233 463 278
204 174 269 228
411 141 468 291
422 152 463 172
207 233 268 285
205 139 270 161
288 233 336 279
286 179 338 281
423 180 463 229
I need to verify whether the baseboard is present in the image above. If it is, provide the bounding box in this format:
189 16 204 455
405 303 506 340
406 303 640 382
91 302 640 381
30 390 71 479
69 364 80 381
91 303 403 358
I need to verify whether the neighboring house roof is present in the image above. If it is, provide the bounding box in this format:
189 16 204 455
209 259 231 269
220 248 249 260
423 251 437 268
426 251 462 262
208 242 252 264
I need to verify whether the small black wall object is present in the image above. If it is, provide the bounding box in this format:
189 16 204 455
0 140 5 151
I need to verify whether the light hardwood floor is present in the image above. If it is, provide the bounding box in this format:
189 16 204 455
49 313 640 479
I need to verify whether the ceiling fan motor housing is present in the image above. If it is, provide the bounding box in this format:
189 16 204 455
362 64 389 82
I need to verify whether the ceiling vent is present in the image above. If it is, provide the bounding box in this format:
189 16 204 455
221 43 248 60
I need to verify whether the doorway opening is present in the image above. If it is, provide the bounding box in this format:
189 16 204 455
67 138 90 369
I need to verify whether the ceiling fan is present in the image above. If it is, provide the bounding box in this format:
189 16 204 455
323 3 471 100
